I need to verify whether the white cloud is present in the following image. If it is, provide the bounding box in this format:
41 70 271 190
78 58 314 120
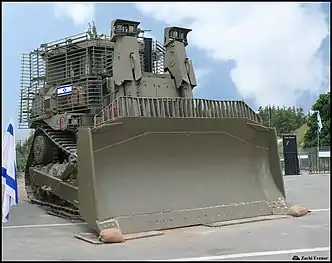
195 68 211 82
53 3 95 26
193 68 212 95
136 3 329 106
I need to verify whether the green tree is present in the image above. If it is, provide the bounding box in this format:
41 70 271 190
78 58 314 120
258 105 306 136
16 132 34 175
303 92 330 148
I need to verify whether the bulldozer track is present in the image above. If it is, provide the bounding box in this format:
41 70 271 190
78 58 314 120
39 126 78 158
29 197 83 221
26 125 83 222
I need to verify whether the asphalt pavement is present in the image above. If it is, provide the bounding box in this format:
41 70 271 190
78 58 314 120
2 173 330 261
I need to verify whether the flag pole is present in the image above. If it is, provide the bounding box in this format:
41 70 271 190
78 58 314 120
310 110 322 173
317 127 320 172
316 110 321 173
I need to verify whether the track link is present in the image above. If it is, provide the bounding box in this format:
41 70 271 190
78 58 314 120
29 197 83 221
25 125 83 221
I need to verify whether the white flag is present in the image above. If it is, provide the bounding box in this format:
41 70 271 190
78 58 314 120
316 111 323 133
309 110 323 133
2 119 18 223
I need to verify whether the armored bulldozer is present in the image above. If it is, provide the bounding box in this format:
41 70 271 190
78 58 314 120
18 19 287 235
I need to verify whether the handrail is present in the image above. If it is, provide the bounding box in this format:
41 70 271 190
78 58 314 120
94 97 262 128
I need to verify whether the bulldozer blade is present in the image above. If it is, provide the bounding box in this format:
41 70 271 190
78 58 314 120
77 117 288 234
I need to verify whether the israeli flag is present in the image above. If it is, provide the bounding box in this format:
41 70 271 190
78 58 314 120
310 110 323 133
2 119 18 223
57 84 73 96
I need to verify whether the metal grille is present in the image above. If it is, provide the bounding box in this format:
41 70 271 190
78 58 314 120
43 33 114 84
56 79 103 112
19 51 45 128
139 51 145 71
43 34 114 112
94 97 262 127
152 41 165 74
18 33 115 126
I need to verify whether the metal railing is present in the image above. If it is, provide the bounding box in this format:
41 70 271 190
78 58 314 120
94 96 262 127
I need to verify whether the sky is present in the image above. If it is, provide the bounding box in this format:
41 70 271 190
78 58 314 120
2 2 330 141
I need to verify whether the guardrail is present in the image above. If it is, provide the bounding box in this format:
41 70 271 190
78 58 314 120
94 97 262 127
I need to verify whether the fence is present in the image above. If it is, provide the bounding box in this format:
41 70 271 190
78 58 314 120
279 146 330 174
